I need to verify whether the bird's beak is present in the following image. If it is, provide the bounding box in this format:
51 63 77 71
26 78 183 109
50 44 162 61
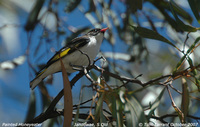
100 27 109 33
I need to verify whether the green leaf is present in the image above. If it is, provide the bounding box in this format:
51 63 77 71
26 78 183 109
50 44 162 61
72 108 80 127
125 95 146 127
169 0 198 32
187 56 197 76
116 97 124 127
173 37 200 72
194 78 200 91
186 57 200 89
181 78 190 123
24 91 36 122
147 88 166 120
104 90 124 127
102 65 110 82
148 0 193 23
131 26 177 48
94 92 105 125
65 0 81 13
103 91 117 119
127 0 143 13
169 1 193 23
188 0 200 24
124 102 134 127
25 0 45 31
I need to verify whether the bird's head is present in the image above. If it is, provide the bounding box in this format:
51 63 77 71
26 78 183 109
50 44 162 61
87 27 109 36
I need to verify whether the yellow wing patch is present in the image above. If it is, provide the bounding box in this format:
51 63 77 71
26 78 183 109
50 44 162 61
51 48 71 62
34 48 71 79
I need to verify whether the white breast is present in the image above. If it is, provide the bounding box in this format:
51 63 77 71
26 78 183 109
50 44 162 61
61 33 104 72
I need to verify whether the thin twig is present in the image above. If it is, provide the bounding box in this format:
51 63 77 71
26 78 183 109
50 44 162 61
183 32 190 53
92 64 144 85
26 61 200 124
26 71 84 124
83 67 96 84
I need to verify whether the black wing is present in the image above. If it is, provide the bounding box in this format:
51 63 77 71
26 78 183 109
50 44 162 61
46 36 90 66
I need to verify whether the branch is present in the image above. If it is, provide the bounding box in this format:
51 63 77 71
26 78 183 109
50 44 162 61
92 64 144 85
83 67 96 85
151 113 200 122
26 61 200 124
25 72 84 124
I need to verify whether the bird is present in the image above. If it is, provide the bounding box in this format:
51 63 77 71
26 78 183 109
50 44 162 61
30 27 109 89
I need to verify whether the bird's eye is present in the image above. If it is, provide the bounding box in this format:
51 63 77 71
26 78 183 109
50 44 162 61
87 29 101 36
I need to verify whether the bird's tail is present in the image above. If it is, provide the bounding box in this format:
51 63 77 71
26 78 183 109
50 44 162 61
30 67 47 90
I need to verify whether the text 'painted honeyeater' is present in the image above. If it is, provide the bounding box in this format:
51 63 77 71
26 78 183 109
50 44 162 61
30 27 109 89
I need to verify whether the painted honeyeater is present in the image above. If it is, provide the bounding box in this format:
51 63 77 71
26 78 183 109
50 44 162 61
30 27 109 89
